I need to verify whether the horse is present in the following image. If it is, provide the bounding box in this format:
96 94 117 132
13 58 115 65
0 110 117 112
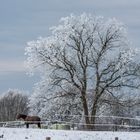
16 114 41 128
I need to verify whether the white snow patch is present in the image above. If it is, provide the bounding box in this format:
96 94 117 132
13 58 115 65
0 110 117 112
0 128 140 140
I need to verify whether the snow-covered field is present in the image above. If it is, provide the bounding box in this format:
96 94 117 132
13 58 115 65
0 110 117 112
0 128 140 140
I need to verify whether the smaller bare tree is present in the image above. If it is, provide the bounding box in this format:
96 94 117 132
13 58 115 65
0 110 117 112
0 89 29 121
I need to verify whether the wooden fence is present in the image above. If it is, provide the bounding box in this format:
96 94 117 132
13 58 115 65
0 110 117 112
0 115 140 131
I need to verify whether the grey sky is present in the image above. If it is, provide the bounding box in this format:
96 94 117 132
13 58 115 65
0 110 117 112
0 0 140 93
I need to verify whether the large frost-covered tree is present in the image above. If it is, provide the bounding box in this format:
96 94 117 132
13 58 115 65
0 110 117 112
25 13 140 129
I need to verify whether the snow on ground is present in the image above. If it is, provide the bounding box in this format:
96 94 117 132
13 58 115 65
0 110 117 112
0 128 140 140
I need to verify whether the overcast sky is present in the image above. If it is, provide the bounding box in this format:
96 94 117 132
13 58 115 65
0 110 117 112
0 0 140 93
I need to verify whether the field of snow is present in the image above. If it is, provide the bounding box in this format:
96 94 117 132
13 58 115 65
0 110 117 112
0 128 140 140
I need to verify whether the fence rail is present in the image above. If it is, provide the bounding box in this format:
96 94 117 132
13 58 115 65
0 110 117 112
55 114 140 121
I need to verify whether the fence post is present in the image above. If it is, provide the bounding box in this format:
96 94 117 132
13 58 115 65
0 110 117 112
46 137 51 140
115 137 118 140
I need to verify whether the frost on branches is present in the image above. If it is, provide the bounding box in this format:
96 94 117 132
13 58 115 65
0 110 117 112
25 13 140 129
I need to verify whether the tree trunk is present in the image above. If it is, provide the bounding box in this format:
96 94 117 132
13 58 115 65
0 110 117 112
81 91 91 130
90 100 98 130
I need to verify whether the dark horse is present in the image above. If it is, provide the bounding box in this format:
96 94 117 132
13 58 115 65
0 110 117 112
16 114 41 128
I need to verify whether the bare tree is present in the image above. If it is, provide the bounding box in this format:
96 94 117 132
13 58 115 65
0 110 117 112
25 14 140 129
0 89 29 121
